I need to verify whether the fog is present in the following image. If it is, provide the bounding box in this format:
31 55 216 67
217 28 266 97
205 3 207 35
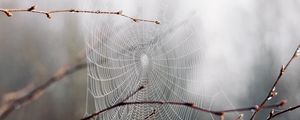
1 0 300 120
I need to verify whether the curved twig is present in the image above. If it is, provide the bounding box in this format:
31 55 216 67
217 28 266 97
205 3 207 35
0 53 87 120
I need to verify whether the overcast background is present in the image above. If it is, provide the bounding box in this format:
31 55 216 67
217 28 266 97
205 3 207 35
1 0 300 120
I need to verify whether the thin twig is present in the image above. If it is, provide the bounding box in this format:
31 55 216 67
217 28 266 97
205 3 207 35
0 53 87 120
234 114 244 120
81 91 286 120
267 104 300 120
0 5 160 24
217 99 286 113
81 86 146 120
250 44 300 120
144 109 156 120
123 86 145 102
81 101 219 120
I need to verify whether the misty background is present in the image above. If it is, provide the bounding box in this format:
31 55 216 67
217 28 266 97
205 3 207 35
0 0 300 120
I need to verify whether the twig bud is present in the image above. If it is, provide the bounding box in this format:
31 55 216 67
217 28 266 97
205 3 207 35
279 99 287 106
27 5 36 11
267 96 272 101
270 91 278 97
45 13 51 19
132 19 137 22
269 88 278 100
117 10 123 15
3 10 12 17
295 47 300 57
138 86 145 90
255 105 260 111
155 21 160 24
272 87 276 92
236 114 244 120
69 9 76 12
280 65 285 74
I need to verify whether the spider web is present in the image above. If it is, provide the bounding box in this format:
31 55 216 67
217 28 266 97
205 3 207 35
81 1 240 119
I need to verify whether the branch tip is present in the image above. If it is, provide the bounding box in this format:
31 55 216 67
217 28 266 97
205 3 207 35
155 21 160 24
279 99 287 106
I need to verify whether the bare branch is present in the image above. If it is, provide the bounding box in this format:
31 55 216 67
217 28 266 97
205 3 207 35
0 7 158 117
267 104 300 120
81 86 146 120
0 5 160 24
144 109 156 120
81 89 286 120
250 44 300 120
0 53 87 120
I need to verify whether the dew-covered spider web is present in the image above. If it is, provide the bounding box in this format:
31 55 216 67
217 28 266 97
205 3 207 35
82 1 241 119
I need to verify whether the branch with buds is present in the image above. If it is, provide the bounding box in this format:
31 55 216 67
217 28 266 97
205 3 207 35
82 44 300 120
250 44 300 120
267 104 300 120
81 85 288 120
1 4 300 119
0 5 160 24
